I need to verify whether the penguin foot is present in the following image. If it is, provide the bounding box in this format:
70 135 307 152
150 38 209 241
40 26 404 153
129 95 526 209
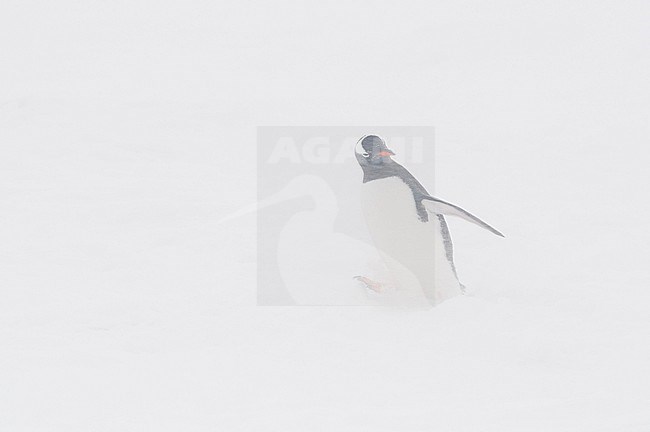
353 276 384 293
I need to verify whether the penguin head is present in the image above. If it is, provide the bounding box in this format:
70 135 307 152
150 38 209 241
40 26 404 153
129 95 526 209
355 135 395 166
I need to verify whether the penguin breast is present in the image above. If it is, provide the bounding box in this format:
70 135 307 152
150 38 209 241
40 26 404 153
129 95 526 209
360 176 462 305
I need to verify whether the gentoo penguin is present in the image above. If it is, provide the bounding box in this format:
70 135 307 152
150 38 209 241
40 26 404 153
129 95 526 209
355 135 503 306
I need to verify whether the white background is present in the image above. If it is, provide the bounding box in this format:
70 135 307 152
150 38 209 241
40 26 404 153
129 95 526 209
1 0 649 430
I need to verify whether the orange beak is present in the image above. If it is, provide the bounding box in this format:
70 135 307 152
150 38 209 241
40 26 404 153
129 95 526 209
378 150 394 157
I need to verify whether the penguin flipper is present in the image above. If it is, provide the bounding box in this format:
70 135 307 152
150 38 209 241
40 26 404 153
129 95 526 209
421 196 504 237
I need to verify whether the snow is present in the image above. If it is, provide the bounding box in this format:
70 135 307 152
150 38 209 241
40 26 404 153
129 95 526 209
2 0 650 430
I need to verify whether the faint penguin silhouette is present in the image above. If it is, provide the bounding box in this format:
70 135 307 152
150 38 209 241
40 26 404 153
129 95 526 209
219 174 431 306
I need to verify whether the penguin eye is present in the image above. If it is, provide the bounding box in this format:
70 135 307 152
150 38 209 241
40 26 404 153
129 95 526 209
362 151 369 158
